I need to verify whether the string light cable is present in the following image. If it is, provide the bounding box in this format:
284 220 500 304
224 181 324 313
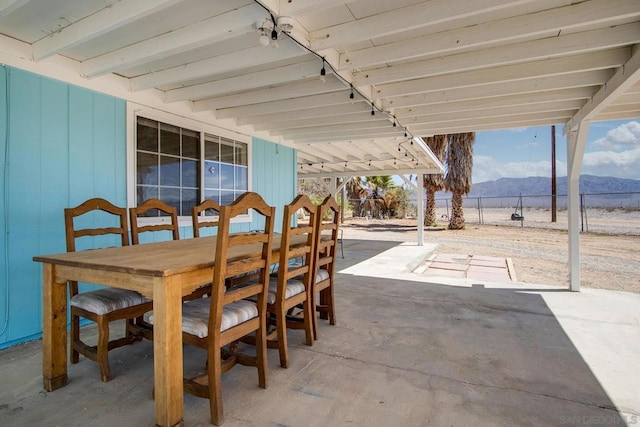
251 1 415 141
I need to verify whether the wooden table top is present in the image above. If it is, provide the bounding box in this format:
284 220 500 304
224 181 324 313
33 234 283 278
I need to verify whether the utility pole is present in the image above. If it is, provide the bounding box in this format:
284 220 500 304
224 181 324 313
551 125 557 222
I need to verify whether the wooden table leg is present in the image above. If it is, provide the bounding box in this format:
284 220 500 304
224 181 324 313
42 263 69 391
153 276 184 427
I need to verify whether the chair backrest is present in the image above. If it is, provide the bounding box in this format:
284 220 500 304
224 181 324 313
64 197 129 295
314 195 340 274
209 192 275 341
276 194 317 298
191 199 221 238
129 198 180 244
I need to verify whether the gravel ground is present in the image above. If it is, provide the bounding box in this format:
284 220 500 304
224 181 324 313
339 216 640 294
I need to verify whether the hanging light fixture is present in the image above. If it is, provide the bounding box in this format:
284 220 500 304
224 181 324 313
257 18 275 46
320 57 326 82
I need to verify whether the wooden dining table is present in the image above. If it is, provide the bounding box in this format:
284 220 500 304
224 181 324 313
33 233 291 427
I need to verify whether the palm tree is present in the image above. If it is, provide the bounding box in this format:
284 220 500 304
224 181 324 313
444 132 475 230
345 176 367 217
362 175 395 219
422 135 447 226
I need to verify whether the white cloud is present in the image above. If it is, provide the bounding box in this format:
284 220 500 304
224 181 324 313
592 121 640 150
581 146 640 179
474 146 640 183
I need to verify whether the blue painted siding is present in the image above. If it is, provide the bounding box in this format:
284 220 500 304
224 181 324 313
0 67 126 348
250 138 297 233
0 67 297 349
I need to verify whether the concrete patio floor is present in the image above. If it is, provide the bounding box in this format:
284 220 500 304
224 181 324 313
1 238 639 426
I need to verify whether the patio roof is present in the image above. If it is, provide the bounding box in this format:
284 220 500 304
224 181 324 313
0 0 638 178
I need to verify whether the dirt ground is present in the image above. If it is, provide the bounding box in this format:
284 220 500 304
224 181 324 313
340 216 640 294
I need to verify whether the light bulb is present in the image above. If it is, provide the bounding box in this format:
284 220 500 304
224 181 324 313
259 32 270 46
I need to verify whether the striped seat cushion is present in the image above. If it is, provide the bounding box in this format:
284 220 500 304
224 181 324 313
70 288 150 315
147 298 258 339
315 269 330 283
266 277 305 304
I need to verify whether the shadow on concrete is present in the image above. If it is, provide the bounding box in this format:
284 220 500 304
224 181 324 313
0 239 635 426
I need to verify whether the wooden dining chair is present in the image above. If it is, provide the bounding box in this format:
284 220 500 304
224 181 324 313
191 199 221 237
132 198 207 302
129 198 180 244
262 194 316 368
312 195 340 339
149 192 274 425
192 198 256 291
65 197 153 382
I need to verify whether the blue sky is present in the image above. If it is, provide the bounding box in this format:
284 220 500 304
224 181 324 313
472 119 640 183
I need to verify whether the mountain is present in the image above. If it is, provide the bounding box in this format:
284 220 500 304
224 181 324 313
432 175 640 208
466 175 640 197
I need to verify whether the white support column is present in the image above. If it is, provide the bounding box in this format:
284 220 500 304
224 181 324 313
566 123 590 292
335 176 348 196
416 174 424 246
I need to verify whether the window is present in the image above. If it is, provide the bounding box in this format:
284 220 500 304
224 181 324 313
134 114 249 220
204 135 248 207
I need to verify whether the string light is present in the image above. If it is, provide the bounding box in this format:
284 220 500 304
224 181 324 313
320 57 326 83
252 1 419 143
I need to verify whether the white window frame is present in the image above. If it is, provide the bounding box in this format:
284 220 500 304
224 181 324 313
126 102 252 228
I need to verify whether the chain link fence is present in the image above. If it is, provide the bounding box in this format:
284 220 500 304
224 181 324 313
342 192 640 235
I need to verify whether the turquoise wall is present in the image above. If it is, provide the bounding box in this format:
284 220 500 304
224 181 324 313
0 67 297 348
0 67 127 348
251 137 297 233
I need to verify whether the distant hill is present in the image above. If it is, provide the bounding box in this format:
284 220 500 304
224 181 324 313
466 175 640 197
434 175 640 208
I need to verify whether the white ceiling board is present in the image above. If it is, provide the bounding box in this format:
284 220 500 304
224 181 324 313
0 0 638 178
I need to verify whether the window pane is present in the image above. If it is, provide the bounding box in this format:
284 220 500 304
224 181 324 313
160 155 180 186
137 152 158 185
205 135 220 161
204 161 219 189
182 158 198 188
205 190 220 205
160 123 181 156
220 138 234 164
182 189 198 217
235 165 248 191
137 118 158 152
220 190 235 206
137 186 158 208
219 163 234 189
159 187 180 213
235 143 248 166
182 129 199 159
